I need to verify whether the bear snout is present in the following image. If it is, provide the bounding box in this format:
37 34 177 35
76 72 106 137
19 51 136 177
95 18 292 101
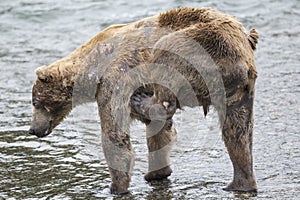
28 127 52 138
28 120 52 138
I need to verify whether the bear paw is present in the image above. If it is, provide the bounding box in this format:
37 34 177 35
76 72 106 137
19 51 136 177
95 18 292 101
110 183 130 195
144 166 172 182
223 180 257 193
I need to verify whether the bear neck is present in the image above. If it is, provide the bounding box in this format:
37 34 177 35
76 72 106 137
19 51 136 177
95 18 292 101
49 24 127 106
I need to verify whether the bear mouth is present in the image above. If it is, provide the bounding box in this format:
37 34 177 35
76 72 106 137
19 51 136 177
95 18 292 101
42 120 53 137
42 128 52 137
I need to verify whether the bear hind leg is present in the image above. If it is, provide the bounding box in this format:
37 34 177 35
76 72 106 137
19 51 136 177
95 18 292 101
222 93 257 192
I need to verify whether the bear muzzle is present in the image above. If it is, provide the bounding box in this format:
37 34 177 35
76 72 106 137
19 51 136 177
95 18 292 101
28 120 53 138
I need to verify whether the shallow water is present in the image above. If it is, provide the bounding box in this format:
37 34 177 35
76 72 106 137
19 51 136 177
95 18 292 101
0 0 299 199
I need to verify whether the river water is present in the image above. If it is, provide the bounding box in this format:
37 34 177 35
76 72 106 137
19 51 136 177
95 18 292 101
0 0 299 199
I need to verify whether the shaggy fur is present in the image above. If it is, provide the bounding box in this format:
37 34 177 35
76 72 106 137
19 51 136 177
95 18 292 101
29 7 259 194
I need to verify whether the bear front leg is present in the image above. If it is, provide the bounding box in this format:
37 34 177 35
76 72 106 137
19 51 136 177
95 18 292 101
222 93 257 192
99 101 134 194
101 130 134 194
144 119 177 182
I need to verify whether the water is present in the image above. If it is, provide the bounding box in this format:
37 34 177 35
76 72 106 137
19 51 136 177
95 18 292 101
0 0 299 199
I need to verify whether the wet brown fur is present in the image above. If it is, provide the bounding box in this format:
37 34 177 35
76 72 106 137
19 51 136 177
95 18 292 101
30 7 259 194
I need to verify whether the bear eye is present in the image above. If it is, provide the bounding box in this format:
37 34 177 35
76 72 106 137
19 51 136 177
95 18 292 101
32 100 41 108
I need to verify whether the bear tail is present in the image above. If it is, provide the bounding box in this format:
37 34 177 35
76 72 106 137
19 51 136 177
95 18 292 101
247 29 259 51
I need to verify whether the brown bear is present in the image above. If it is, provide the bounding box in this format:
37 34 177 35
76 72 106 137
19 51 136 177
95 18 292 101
29 7 259 194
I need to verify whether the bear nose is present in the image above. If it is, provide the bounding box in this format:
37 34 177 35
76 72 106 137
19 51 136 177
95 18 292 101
28 128 36 135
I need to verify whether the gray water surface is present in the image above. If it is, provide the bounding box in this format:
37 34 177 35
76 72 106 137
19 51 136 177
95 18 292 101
0 0 299 199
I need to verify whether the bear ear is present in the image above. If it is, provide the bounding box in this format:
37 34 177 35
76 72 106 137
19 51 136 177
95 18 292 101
35 66 52 82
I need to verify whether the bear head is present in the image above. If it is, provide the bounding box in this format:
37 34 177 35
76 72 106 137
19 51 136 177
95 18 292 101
29 65 73 137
